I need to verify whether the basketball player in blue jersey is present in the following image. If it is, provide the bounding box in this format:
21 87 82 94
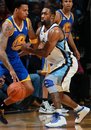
55 0 80 60
21 6 90 128
0 0 38 124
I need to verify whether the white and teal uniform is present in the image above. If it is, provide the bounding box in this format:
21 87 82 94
40 23 78 92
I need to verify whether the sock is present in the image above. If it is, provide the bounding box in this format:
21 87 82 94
74 105 82 112
42 98 48 101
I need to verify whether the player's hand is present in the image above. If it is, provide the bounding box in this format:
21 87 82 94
74 50 80 60
21 43 31 52
10 69 19 82
18 51 29 57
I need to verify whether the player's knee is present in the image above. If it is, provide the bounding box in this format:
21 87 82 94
28 86 34 95
44 79 58 94
24 85 34 97
44 79 54 88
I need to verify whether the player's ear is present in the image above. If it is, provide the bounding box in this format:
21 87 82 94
15 8 18 13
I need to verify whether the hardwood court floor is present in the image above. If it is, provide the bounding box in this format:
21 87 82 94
0 109 91 130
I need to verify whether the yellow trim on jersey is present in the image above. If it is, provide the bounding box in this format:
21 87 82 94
21 75 31 82
26 18 30 30
6 19 12 24
29 38 38 44
12 16 24 32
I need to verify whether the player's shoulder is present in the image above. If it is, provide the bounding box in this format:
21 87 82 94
26 17 31 23
55 9 62 24
49 25 61 36
70 12 74 20
26 17 32 29
2 18 14 37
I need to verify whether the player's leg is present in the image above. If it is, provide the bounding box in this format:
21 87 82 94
39 85 55 114
0 59 34 110
44 74 67 128
12 58 34 97
0 66 8 124
55 55 90 124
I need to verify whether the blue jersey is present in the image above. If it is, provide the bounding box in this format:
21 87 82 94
0 16 30 81
6 15 29 59
57 9 74 40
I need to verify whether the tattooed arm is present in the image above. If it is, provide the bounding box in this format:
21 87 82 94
0 21 19 82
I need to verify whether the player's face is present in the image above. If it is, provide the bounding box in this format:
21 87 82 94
17 4 29 20
62 0 73 11
41 8 52 26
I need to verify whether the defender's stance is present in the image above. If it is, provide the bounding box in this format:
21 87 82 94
21 6 90 128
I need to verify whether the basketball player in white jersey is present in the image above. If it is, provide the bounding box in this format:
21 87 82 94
21 6 90 128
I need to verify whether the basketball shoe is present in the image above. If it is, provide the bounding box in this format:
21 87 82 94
75 106 90 123
61 105 69 113
39 114 52 124
0 110 8 124
45 112 67 128
39 101 55 114
0 102 8 124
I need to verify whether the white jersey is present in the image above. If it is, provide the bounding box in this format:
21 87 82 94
39 23 73 73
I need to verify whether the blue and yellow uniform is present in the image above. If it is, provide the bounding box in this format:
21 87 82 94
57 9 74 40
0 16 30 81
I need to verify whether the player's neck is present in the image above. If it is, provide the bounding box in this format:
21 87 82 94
13 15 23 29
45 23 53 30
62 8 71 17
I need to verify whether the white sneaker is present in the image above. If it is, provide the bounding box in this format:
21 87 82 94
39 115 52 124
75 125 83 130
45 113 67 128
39 107 55 114
75 106 90 124
61 108 69 113
39 101 55 114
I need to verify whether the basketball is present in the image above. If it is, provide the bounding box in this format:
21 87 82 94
7 82 26 102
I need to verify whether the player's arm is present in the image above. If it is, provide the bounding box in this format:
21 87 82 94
21 27 62 57
19 18 39 57
55 11 62 24
67 12 80 60
0 21 14 71
0 21 19 82
27 18 38 48
19 26 41 57
68 33 80 60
